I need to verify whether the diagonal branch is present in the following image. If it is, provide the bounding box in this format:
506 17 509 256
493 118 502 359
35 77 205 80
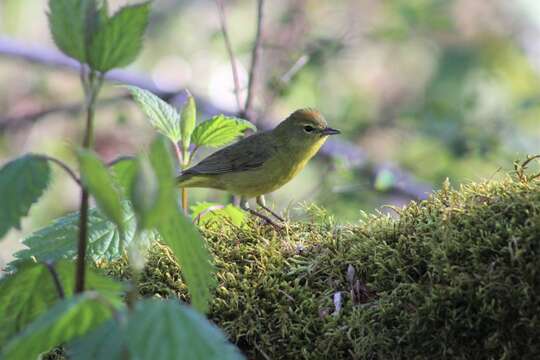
215 0 243 112
0 37 432 199
244 0 265 122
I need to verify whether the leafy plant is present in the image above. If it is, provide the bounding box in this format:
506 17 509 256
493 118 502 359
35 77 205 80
0 1 244 358
126 85 256 219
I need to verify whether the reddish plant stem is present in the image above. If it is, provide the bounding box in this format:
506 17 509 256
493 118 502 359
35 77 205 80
75 72 102 294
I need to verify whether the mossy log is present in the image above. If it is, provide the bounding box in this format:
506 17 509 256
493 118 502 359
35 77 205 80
104 173 540 359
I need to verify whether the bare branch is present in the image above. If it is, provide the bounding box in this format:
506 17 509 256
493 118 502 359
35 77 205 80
215 0 243 112
244 0 265 122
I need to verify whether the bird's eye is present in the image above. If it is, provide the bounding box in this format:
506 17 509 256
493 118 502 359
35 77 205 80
304 125 315 133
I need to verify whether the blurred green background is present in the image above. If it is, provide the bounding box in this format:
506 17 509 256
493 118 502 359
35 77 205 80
1 0 540 265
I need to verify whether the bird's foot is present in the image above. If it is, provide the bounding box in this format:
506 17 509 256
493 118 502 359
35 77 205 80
246 209 284 230
258 204 285 222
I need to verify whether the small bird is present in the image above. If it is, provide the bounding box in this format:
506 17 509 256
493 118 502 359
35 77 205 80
177 108 340 226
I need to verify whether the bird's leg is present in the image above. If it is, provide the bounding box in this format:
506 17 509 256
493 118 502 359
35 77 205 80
240 197 282 228
256 195 285 222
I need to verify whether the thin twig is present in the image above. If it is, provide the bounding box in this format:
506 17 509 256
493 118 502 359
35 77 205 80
215 0 243 112
36 154 81 187
244 0 265 122
44 261 65 299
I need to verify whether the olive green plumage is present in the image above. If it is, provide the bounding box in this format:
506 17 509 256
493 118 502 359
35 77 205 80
176 108 340 198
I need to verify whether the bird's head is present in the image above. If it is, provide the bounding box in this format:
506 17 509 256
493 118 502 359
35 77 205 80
274 108 340 149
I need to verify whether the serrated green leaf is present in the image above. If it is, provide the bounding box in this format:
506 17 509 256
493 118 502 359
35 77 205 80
181 94 197 151
0 261 123 346
0 154 51 240
127 86 181 142
12 202 155 265
88 2 150 72
125 299 243 359
2 293 117 360
191 202 247 228
191 115 256 148
78 149 124 232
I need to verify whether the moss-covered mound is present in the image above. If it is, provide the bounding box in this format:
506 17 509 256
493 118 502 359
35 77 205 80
106 173 540 359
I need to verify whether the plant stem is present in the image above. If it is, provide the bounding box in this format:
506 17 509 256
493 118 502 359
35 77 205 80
173 142 189 214
44 261 65 299
37 155 81 186
75 71 103 294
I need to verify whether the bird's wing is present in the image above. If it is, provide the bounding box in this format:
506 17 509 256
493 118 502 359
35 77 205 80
182 133 276 176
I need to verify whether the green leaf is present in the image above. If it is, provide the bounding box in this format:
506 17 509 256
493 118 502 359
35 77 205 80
156 204 214 313
67 319 124 360
145 137 215 312
2 293 116 360
130 157 159 228
70 299 244 360
109 156 137 197
0 261 123 346
48 0 98 62
0 154 51 240
87 2 150 72
181 93 197 151
78 149 124 232
125 299 243 360
191 202 247 228
12 202 155 264
127 86 181 142
191 115 256 148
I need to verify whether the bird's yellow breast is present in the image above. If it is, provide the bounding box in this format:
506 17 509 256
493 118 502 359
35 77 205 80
214 136 327 197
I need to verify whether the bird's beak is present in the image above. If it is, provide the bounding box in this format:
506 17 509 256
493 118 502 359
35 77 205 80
321 127 341 136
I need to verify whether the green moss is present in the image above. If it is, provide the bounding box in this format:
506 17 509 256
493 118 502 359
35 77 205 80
104 171 540 359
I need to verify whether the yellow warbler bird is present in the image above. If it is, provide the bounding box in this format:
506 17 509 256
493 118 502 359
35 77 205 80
176 108 340 225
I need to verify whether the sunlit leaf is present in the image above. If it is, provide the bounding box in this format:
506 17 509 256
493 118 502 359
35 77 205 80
127 85 181 142
181 93 197 151
191 202 246 228
0 154 51 240
191 115 256 148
